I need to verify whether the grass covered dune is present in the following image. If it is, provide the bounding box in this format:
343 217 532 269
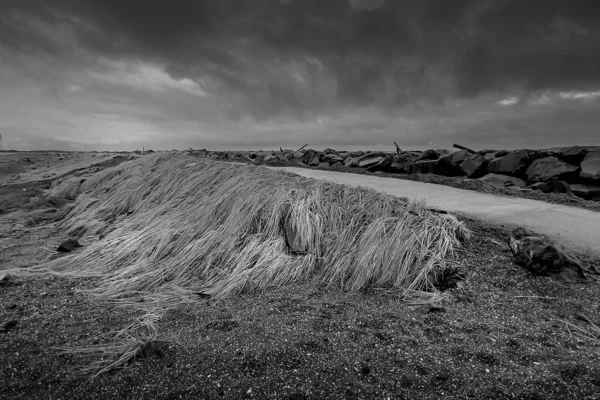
32 153 469 304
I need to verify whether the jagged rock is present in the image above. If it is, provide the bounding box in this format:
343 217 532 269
528 150 556 162
302 150 318 165
406 159 438 174
366 156 393 172
57 239 82 253
525 157 580 183
359 157 384 168
477 174 527 189
330 162 343 170
558 146 589 165
322 154 344 163
414 149 440 162
344 157 360 167
580 150 600 183
526 181 572 195
508 228 588 283
460 154 488 178
318 162 330 169
571 184 600 201
436 150 471 177
348 151 364 158
358 152 389 161
292 151 304 159
308 155 320 166
283 152 294 161
484 153 497 161
263 153 275 161
487 150 530 176
387 153 415 173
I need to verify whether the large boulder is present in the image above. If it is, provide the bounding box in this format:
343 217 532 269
344 157 360 168
508 228 588 283
484 152 497 161
359 156 385 168
366 156 393 172
308 155 320 166
301 149 318 165
321 153 344 163
251 151 270 159
358 152 390 161
477 173 527 190
460 154 488 178
525 156 580 183
414 149 440 162
558 146 589 165
571 184 600 201
263 153 275 161
406 159 438 174
387 153 415 173
487 150 530 177
580 150 600 183
436 150 471 177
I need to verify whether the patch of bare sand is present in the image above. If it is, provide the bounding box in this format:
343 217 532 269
0 152 123 186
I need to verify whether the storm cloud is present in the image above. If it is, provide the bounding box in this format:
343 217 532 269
1 0 600 150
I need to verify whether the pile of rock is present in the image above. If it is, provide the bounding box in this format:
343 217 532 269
188 145 600 201
508 227 590 283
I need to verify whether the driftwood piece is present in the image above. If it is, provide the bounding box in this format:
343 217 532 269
452 143 476 153
393 141 402 155
297 144 308 152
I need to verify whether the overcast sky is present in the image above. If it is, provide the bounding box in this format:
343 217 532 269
2 0 600 151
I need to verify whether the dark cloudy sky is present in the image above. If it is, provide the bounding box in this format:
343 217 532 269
2 0 600 151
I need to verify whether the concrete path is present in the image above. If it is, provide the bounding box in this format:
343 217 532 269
270 167 600 255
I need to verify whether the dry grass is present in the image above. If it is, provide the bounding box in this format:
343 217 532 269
559 317 600 346
10 153 470 375
54 310 161 378
21 153 469 301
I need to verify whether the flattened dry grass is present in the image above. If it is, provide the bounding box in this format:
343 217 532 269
12 153 470 375
29 153 469 302
559 317 600 346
